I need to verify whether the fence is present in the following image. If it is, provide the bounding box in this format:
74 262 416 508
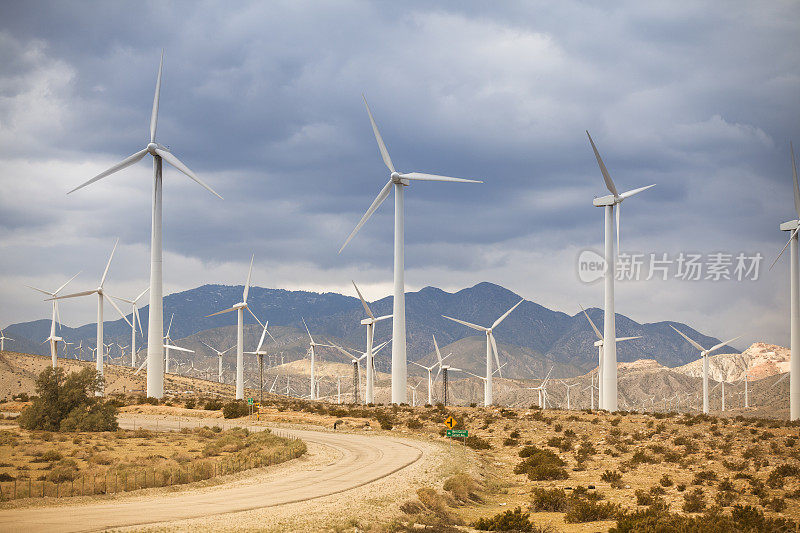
0 434 304 501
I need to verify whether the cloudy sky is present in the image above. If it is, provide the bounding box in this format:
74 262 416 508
1 1 798 349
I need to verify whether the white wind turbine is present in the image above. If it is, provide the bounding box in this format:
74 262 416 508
670 325 740 414
587 131 656 411
51 240 131 392
301 318 335 400
563 382 580 410
0 330 12 352
352 281 392 404
26 272 80 367
109 287 149 368
528 367 553 409
67 52 222 399
464 363 506 403
769 143 800 420
206 255 264 400
580 305 640 405
443 299 523 407
409 380 423 407
245 321 277 404
339 96 482 404
411 335 450 406
202 341 235 383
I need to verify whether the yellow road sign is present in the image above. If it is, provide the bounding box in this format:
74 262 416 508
444 416 457 429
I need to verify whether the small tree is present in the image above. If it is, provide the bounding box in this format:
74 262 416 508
18 367 117 432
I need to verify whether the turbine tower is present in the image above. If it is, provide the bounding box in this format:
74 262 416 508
352 281 392 404
301 318 334 400
0 330 12 352
411 335 450 406
26 272 80 367
66 52 222 399
339 96 482 404
245 321 276 404
206 255 263 399
770 143 800 420
202 341 235 383
110 287 149 368
579 305 639 403
443 299 523 407
670 325 740 414
586 131 655 411
51 240 131 392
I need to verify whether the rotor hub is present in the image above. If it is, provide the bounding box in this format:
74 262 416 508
390 172 401 183
147 142 158 155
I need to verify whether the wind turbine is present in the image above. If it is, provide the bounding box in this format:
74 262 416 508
202 341 235 383
464 363 506 403
50 240 131 390
301 318 336 400
352 281 392 404
584 372 598 410
580 305 640 404
770 143 800 420
26 271 80 367
409 380 423 407
109 287 149 368
737 370 750 409
670 325 741 414
67 52 222 399
442 299 523 407
411 335 450 406
0 330 12 352
563 382 580 410
245 321 276 404
339 96 482 404
206 255 263 400
440 360 462 406
586 131 656 411
528 367 553 409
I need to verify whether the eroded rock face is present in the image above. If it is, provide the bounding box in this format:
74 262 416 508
672 343 789 382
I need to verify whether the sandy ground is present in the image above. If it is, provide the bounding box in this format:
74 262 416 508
0 414 467 533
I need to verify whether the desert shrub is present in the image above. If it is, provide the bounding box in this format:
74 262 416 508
514 446 567 481
715 490 736 506
503 437 518 446
612 504 799 533
465 436 491 450
766 496 787 512
47 458 78 482
204 399 223 411
531 487 569 512
509 429 520 439
416 487 451 520
659 474 673 487
443 473 476 502
766 463 800 488
628 449 657 465
601 469 623 488
18 367 117 432
375 412 394 430
682 487 706 512
184 398 196 409
137 396 159 405
473 507 535 531
692 469 717 485
406 418 423 429
564 500 620 523
222 400 249 419
41 450 63 462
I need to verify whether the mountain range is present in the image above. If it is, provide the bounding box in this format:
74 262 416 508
4 282 740 378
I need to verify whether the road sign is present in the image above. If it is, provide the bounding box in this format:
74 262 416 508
447 429 468 438
247 398 253 405
444 416 457 429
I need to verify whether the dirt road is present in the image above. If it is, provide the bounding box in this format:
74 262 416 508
0 415 427 532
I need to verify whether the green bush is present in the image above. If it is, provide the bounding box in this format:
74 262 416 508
222 400 249 419
514 445 567 481
531 487 569 512
611 504 799 533
18 367 117 432
601 469 623 488
204 399 223 411
473 507 535 531
564 500 620 523
682 487 706 513
465 436 491 450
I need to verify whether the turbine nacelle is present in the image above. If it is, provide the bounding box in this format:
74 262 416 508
147 142 159 155
780 220 800 231
592 194 619 207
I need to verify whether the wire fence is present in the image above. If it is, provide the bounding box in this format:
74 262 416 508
0 434 304 502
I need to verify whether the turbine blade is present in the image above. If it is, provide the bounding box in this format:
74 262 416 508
442 315 487 332
338 180 393 254
100 238 119 287
205 306 237 318
302 317 314 344
433 335 443 364
490 333 502 378
243 254 254 302
362 95 394 173
26 284 53 296
580 304 603 341
164 344 194 353
134 357 148 375
375 314 393 321
770 227 799 271
155 148 223 199
135 287 150 302
352 280 374 319
491 299 524 329
373 340 390 355
773 372 789 388
256 321 268 352
708 335 742 354
56 301 62 331
793 142 800 219
619 184 656 199
617 336 641 342
586 131 619 197
400 172 482 184
54 272 82 296
669 325 706 352
49 289 97 300
247 307 264 329
166 313 173 338
106 295 133 327
150 51 163 143
616 203 620 253
134 306 143 336
68 149 148 195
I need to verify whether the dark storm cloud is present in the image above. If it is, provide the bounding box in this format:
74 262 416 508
0 1 799 346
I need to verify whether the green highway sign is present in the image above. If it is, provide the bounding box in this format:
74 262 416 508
247 398 253 405
446 429 468 438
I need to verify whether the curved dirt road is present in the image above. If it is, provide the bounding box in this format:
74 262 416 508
0 416 425 532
